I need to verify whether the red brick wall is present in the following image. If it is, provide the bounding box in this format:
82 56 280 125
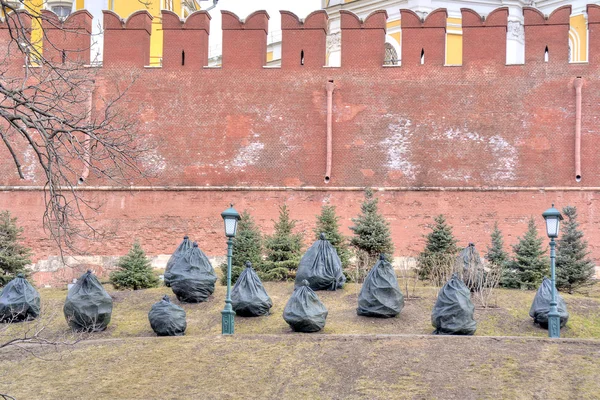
2 189 599 286
1 7 600 285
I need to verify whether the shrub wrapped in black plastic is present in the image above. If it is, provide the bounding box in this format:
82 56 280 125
283 280 328 332
455 243 485 291
231 262 272 317
169 242 217 303
164 236 192 287
295 233 345 291
148 295 187 336
431 273 476 335
357 254 404 318
529 277 569 329
0 274 41 323
64 270 113 332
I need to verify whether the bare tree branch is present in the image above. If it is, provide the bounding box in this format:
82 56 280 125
0 1 152 255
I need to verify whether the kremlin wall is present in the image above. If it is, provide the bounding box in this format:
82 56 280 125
1 6 600 285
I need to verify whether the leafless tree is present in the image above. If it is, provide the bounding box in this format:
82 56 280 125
397 257 419 299
0 1 150 254
427 253 456 288
454 244 503 308
351 250 374 284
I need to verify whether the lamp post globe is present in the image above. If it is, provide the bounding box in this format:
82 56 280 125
542 204 563 338
221 204 240 335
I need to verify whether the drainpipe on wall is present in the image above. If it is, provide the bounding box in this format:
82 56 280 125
574 77 583 182
79 85 95 184
325 80 334 183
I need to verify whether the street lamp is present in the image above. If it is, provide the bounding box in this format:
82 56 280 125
221 203 240 335
542 204 564 338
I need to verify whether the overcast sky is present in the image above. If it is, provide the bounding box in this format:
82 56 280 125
203 0 322 50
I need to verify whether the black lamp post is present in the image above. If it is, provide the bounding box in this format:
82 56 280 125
542 204 563 338
221 203 240 335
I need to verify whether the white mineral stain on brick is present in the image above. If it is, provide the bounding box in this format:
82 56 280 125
232 141 264 168
382 117 417 180
443 128 484 142
141 149 166 175
434 128 517 182
23 147 37 181
487 135 517 181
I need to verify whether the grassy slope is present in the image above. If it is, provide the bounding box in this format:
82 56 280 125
2 335 600 399
6 281 600 339
2 282 600 399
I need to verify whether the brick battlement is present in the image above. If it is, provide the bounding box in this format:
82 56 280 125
2 6 599 68
1 6 600 285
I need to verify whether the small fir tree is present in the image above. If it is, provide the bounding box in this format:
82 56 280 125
349 189 394 256
220 210 264 285
0 210 32 286
110 241 159 290
314 205 351 268
417 214 459 280
349 189 394 282
262 205 303 281
485 222 509 269
556 206 595 293
501 217 548 290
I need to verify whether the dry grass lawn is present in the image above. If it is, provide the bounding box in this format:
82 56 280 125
4 281 599 339
2 335 600 399
1 281 600 399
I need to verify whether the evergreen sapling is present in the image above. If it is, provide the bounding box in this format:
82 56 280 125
0 210 32 286
110 241 159 290
350 189 394 256
501 217 548 290
314 205 351 268
349 189 394 281
486 222 509 269
417 214 458 281
262 205 303 281
556 206 595 293
220 210 264 285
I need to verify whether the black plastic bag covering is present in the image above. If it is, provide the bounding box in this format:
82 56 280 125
0 274 41 322
295 233 346 291
231 262 272 317
455 243 485 291
431 273 477 335
164 236 192 287
148 295 187 336
64 270 113 332
357 254 404 318
169 242 217 303
283 280 328 332
529 277 569 328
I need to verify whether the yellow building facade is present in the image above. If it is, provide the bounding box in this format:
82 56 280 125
21 0 199 66
324 0 592 65
13 0 592 65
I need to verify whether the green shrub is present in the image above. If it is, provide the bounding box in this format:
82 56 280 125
110 241 159 290
417 214 458 281
349 189 393 281
314 205 351 268
486 222 509 269
220 210 264 285
0 210 32 286
349 189 394 256
501 217 548 290
261 205 303 281
556 206 596 293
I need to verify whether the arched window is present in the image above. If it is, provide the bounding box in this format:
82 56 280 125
384 43 398 65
